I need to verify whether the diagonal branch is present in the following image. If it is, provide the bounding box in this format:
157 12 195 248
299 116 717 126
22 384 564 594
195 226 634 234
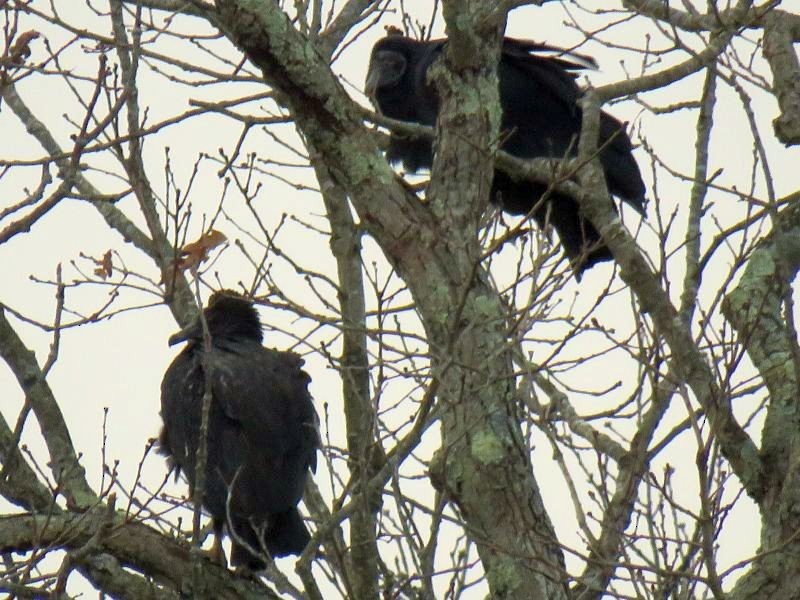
0 508 282 600
0 83 156 260
107 0 196 327
0 409 54 512
576 74 763 511
574 374 679 600
0 306 97 510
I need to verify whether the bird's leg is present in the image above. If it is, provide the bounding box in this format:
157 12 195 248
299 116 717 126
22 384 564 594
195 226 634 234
209 518 227 567
234 564 258 580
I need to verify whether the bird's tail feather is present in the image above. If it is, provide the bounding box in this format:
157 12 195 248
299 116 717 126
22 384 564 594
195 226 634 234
229 508 310 569
264 508 310 558
539 197 613 278
493 171 613 278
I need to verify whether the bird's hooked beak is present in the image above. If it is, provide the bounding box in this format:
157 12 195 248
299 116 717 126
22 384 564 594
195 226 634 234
364 49 406 105
168 318 201 346
364 62 380 102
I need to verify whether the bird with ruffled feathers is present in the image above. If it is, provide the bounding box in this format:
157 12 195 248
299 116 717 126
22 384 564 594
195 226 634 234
159 290 319 570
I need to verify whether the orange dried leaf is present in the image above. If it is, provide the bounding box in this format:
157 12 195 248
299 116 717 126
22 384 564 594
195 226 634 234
100 250 113 278
92 250 113 279
8 31 40 65
176 229 227 273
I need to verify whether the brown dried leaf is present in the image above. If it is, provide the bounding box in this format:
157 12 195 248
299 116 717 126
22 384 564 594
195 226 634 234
88 250 113 279
93 250 113 279
7 31 40 66
175 229 227 273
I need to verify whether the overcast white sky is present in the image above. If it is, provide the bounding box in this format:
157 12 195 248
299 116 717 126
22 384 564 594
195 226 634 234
2 1 800 596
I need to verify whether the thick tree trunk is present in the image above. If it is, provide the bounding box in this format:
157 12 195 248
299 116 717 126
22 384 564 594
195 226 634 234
426 280 568 599
725 202 800 600
214 1 568 597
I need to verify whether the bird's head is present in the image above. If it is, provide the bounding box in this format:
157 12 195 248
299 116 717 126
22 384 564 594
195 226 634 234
365 36 416 103
365 27 410 100
168 290 263 346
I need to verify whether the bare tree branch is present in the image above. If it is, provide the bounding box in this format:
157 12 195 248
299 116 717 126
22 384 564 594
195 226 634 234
0 306 97 509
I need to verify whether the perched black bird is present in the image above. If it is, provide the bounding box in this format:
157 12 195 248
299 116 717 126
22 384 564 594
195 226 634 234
365 33 647 277
159 291 318 569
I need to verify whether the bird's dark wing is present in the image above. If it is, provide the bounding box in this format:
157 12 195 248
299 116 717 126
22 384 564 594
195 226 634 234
207 342 318 514
598 114 647 211
160 345 245 525
499 38 646 210
502 38 598 72
373 36 587 169
497 42 586 159
159 348 202 480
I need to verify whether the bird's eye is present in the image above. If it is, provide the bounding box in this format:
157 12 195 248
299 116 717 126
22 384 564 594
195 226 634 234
376 51 406 85
366 51 406 97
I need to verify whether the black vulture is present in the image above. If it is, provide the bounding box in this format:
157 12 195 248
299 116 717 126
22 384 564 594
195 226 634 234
365 33 647 277
159 291 318 569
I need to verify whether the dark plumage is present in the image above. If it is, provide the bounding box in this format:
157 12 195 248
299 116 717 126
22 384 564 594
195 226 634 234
159 291 318 569
365 34 647 277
